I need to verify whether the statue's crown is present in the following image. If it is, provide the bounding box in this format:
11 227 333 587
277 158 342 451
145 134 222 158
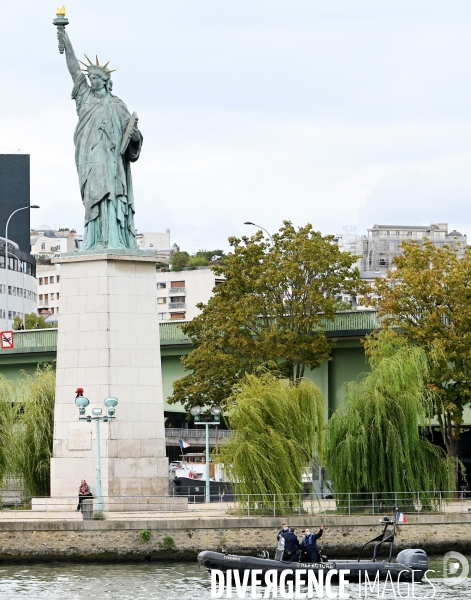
79 54 116 76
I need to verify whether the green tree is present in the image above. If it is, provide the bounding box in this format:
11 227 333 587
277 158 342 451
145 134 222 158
170 251 190 271
325 330 453 503
195 249 225 263
0 377 15 487
216 372 324 509
170 221 367 412
374 240 471 474
13 313 51 330
11 365 56 497
188 256 209 268
0 366 55 496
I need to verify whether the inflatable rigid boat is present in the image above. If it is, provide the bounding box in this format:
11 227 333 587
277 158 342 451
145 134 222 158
197 517 429 582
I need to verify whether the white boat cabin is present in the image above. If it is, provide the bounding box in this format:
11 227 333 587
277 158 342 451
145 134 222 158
173 453 215 480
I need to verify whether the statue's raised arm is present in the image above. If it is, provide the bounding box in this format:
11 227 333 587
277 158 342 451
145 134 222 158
57 29 81 85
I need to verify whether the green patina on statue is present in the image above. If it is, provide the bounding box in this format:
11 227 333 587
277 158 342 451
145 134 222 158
56 25 141 251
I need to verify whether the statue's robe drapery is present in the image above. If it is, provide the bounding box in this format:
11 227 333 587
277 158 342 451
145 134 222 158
72 74 142 250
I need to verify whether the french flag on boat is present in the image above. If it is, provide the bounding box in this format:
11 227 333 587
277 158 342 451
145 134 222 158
179 439 191 450
396 511 407 523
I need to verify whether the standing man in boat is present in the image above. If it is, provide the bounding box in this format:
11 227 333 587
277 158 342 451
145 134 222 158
301 525 324 562
277 522 289 541
282 527 301 562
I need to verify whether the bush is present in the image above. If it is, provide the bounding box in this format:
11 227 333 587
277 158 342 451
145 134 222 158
140 529 151 542
158 535 175 550
93 511 106 520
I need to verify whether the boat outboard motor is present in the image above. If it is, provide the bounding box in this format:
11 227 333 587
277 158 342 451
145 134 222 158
275 535 285 561
396 549 428 572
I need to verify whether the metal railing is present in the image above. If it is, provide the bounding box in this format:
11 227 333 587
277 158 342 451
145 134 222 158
159 321 191 342
158 310 382 343
169 287 186 293
323 310 382 332
169 302 186 309
0 328 58 353
0 490 469 520
165 428 232 439
0 311 383 353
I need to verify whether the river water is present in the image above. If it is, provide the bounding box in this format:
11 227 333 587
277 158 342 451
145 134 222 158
0 556 469 600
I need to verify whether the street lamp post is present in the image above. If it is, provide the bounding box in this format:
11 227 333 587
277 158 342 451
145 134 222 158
189 405 221 503
244 221 274 242
74 388 118 512
4 205 39 328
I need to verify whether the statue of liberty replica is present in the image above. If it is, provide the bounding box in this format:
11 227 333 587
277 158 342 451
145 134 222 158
56 16 141 251
49 11 170 505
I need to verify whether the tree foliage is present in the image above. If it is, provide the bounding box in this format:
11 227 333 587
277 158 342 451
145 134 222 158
0 377 15 487
195 249 225 263
0 365 55 497
373 239 471 467
188 256 209 268
14 365 56 497
216 372 324 508
13 313 51 330
325 330 454 499
169 221 367 411
170 251 190 271
170 249 225 271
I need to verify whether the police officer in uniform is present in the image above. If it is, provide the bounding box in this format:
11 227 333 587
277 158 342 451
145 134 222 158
301 525 324 562
282 527 301 562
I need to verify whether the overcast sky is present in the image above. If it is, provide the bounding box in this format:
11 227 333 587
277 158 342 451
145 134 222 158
1 1 471 252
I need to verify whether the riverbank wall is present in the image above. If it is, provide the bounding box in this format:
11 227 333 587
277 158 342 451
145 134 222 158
0 513 470 563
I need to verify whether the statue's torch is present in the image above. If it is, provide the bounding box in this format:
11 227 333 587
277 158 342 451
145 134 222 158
53 6 69 54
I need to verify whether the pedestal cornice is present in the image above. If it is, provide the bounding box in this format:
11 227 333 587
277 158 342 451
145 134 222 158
53 250 159 264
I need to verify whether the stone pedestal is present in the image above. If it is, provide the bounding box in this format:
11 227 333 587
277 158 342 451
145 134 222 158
50 252 168 500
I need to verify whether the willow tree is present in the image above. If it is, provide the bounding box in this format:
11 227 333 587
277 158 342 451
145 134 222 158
11 365 56 497
0 376 16 487
216 373 324 510
170 221 367 412
374 239 471 474
325 331 453 506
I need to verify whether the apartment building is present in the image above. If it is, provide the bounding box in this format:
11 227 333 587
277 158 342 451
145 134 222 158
358 223 467 272
333 222 468 309
136 230 179 264
36 264 61 318
30 226 82 259
30 226 80 322
156 268 224 322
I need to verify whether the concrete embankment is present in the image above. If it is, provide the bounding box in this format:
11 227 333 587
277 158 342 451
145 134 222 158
0 514 470 563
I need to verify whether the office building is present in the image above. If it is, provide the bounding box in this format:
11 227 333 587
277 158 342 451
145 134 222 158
0 154 37 328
